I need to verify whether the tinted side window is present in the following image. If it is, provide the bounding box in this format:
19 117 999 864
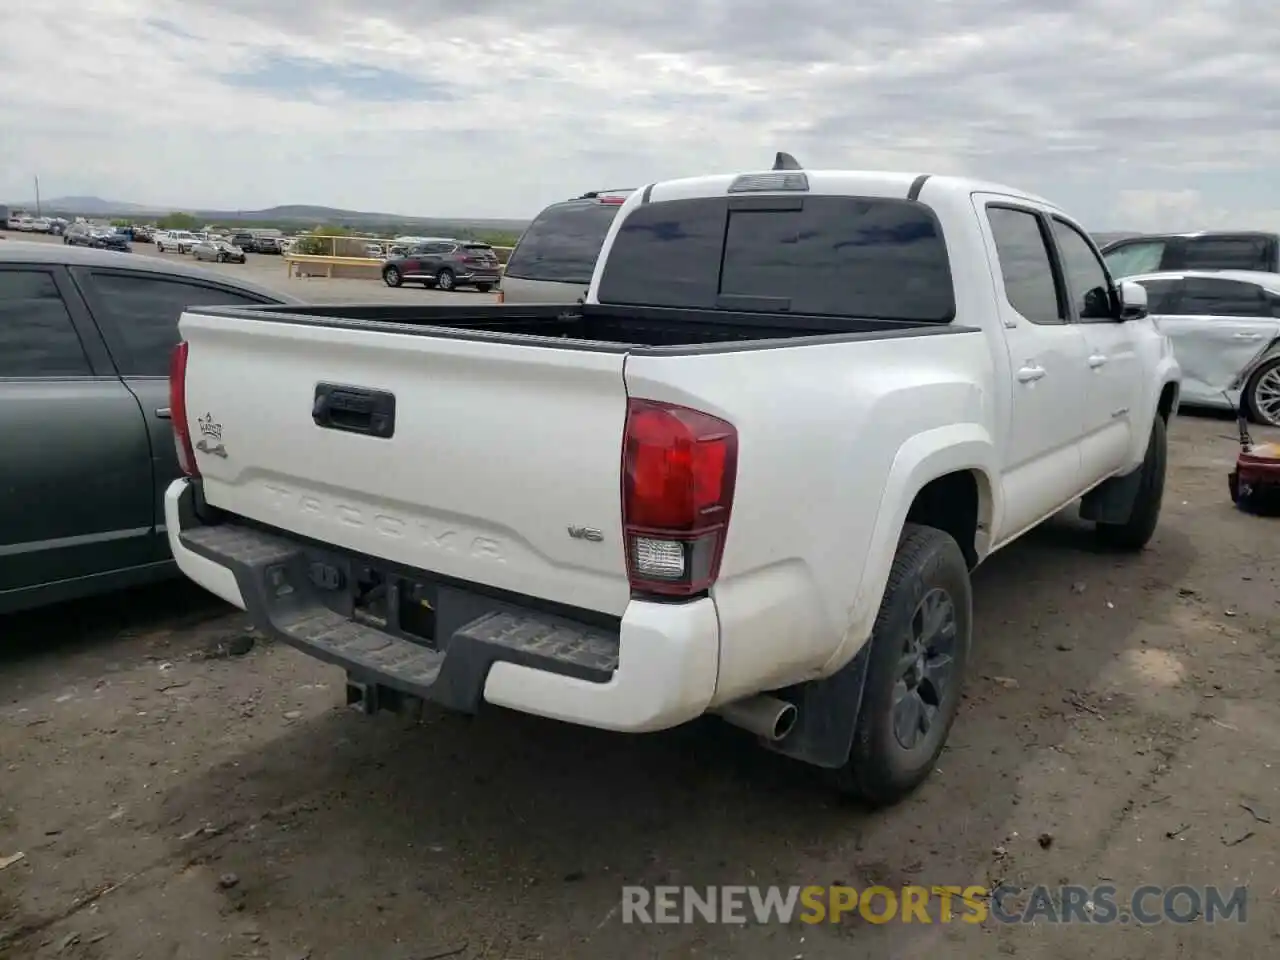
1051 219 1113 320
598 196 955 321
89 273 271 376
0 270 92 378
1177 277 1270 317
1131 278 1182 313
1103 240 1166 279
505 202 622 283
1181 236 1271 271
986 207 1063 324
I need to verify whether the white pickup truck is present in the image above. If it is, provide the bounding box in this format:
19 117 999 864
165 159 1181 806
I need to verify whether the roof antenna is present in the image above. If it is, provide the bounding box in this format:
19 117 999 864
772 151 802 171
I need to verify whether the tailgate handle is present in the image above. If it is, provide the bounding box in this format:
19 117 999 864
312 383 396 439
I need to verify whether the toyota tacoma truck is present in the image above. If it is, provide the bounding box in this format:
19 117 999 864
164 157 1181 806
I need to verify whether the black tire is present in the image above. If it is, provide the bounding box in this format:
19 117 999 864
1246 358 1280 427
383 266 403 287
436 268 456 291
1094 415 1166 551
475 283 493 293
832 524 972 807
216 252 226 263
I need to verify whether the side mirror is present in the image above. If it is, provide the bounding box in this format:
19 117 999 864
1117 280 1148 321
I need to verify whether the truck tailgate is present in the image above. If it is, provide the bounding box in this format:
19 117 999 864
179 311 632 616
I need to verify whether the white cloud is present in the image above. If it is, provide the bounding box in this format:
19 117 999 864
1 0 1278 226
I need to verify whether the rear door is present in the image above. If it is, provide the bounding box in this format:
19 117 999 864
70 268 284 557
974 199 1089 537
1153 275 1280 406
0 265 153 605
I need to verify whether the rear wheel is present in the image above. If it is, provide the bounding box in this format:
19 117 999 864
436 268 456 291
1095 415 1166 551
1246 358 1280 427
383 266 403 287
832 524 972 807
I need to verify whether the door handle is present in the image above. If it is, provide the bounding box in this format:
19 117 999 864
1088 353 1108 368
1016 364 1046 383
1232 332 1263 340
155 407 171 419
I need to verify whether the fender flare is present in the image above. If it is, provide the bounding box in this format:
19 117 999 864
833 422 998 670
766 424 997 770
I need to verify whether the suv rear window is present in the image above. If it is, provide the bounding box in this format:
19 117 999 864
596 196 954 321
1180 235 1272 271
504 201 623 283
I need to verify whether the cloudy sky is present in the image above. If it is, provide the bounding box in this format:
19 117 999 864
2 0 1278 228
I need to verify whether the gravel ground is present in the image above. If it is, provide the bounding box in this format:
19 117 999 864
0 254 1277 957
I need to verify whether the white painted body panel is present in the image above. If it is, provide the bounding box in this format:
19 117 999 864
173 168 1181 731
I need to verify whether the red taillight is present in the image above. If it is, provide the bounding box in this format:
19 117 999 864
599 196 626 205
622 399 737 597
169 341 199 477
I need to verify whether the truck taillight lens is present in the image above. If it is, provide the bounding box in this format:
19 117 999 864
622 399 737 597
169 341 200 478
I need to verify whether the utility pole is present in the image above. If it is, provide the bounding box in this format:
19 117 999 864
34 175 41 217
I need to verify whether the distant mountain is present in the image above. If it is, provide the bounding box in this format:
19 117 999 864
7 195 168 215
4 196 528 232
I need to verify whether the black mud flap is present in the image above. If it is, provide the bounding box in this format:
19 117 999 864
763 642 872 769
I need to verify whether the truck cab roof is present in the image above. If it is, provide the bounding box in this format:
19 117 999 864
637 168 1058 211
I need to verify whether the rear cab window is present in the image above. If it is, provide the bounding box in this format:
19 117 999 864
595 196 954 321
505 200 625 283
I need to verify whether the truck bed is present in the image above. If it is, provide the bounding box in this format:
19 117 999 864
194 302 963 353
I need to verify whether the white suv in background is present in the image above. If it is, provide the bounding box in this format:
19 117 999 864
156 230 198 254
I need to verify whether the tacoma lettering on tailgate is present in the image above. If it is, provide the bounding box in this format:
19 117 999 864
261 484 507 562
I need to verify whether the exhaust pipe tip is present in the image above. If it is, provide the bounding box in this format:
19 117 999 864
714 694 798 742
770 701 798 741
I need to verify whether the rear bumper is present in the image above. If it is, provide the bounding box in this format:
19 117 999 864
164 479 718 732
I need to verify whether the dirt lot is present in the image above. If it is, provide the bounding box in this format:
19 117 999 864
0 230 485 304
2 412 1278 960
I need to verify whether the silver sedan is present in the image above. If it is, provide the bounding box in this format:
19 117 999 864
1127 270 1280 424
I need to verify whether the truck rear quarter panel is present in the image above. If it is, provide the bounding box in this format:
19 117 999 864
624 328 999 705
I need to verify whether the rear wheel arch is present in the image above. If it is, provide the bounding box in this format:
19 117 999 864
903 468 993 570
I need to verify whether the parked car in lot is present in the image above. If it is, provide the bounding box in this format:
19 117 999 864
381 240 502 291
1126 270 1280 425
155 230 198 254
191 239 247 264
64 223 130 252
0 242 299 615
499 189 633 303
165 159 1180 805
1102 231 1280 278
